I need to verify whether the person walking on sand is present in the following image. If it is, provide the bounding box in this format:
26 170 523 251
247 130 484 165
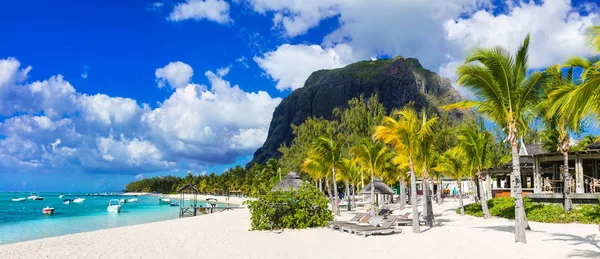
452 187 457 201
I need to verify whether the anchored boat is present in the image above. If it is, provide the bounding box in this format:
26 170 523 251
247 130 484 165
158 198 171 205
73 198 85 203
12 197 26 202
107 199 121 213
42 206 55 215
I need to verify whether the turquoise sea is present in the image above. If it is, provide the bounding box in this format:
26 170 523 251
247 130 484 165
0 192 216 245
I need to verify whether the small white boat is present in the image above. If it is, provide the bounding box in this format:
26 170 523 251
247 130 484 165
12 198 26 202
63 199 73 205
107 199 121 213
158 198 171 205
27 195 38 200
31 196 44 200
42 206 55 215
59 194 64 198
127 198 138 203
119 198 127 204
73 198 85 203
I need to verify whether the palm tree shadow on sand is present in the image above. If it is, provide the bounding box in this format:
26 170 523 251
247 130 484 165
544 233 600 259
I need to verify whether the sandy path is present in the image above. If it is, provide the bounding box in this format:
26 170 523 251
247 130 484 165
0 199 598 259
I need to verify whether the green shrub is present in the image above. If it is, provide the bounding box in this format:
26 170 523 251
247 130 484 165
245 183 334 230
459 197 600 224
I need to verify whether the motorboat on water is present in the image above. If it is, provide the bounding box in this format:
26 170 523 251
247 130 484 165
158 198 171 205
42 206 55 215
107 199 121 213
12 197 26 202
63 199 73 205
119 198 127 204
28 195 44 200
73 198 85 203
169 202 179 207
127 198 138 203
59 194 64 198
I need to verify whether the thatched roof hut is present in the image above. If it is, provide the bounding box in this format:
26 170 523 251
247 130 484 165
272 172 305 191
360 178 395 195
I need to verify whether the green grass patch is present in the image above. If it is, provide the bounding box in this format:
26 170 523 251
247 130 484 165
458 197 600 224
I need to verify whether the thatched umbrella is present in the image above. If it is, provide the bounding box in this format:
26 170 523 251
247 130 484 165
360 178 395 210
272 171 305 191
359 177 395 195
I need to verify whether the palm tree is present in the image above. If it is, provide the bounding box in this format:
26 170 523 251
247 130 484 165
390 152 410 209
304 137 342 215
350 138 389 215
456 122 493 218
373 107 437 233
415 110 438 227
434 148 468 215
547 26 600 126
443 35 542 243
538 65 584 211
338 158 361 211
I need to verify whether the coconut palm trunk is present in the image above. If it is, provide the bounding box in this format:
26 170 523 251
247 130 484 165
561 144 572 211
509 125 528 243
319 178 323 192
370 168 376 215
325 176 336 215
423 174 434 227
346 180 351 211
409 157 420 233
437 178 443 205
458 178 465 215
332 166 340 216
399 179 406 209
477 171 491 219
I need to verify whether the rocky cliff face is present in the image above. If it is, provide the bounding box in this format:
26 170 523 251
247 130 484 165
249 57 468 166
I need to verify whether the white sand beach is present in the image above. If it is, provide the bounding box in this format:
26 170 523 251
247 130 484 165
0 199 598 259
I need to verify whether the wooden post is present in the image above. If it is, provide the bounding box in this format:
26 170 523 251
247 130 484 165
576 154 584 194
533 157 541 193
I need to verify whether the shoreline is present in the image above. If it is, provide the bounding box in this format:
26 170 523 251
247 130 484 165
1 199 598 258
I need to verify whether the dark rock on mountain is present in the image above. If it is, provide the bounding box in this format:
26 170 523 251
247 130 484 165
249 57 469 166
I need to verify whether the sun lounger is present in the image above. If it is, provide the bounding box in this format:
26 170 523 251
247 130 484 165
395 213 426 226
327 214 364 229
340 216 403 237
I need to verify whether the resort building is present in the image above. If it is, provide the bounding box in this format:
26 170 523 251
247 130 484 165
482 142 600 203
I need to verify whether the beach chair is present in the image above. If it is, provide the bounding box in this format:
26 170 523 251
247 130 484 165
327 214 364 229
395 212 426 226
341 216 403 237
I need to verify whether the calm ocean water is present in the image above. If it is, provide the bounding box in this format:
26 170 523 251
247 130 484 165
0 192 211 245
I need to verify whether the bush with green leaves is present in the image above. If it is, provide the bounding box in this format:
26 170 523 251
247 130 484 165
459 197 600 224
245 183 334 230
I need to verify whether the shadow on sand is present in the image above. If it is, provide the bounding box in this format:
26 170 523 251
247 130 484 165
544 232 600 259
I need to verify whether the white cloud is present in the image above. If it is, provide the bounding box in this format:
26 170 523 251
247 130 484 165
155 61 194 89
168 0 232 24
81 72 88 79
142 66 281 162
250 0 599 97
0 57 281 175
134 173 144 180
254 43 354 91
444 0 600 69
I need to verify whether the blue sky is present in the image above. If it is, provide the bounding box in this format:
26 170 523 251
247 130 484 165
0 0 598 192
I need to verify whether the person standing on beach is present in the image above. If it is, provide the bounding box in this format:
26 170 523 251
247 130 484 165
452 187 457 201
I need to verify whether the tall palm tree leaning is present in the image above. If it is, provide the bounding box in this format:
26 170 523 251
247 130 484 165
457 122 493 218
304 137 342 215
374 107 437 233
350 138 388 215
443 35 542 243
